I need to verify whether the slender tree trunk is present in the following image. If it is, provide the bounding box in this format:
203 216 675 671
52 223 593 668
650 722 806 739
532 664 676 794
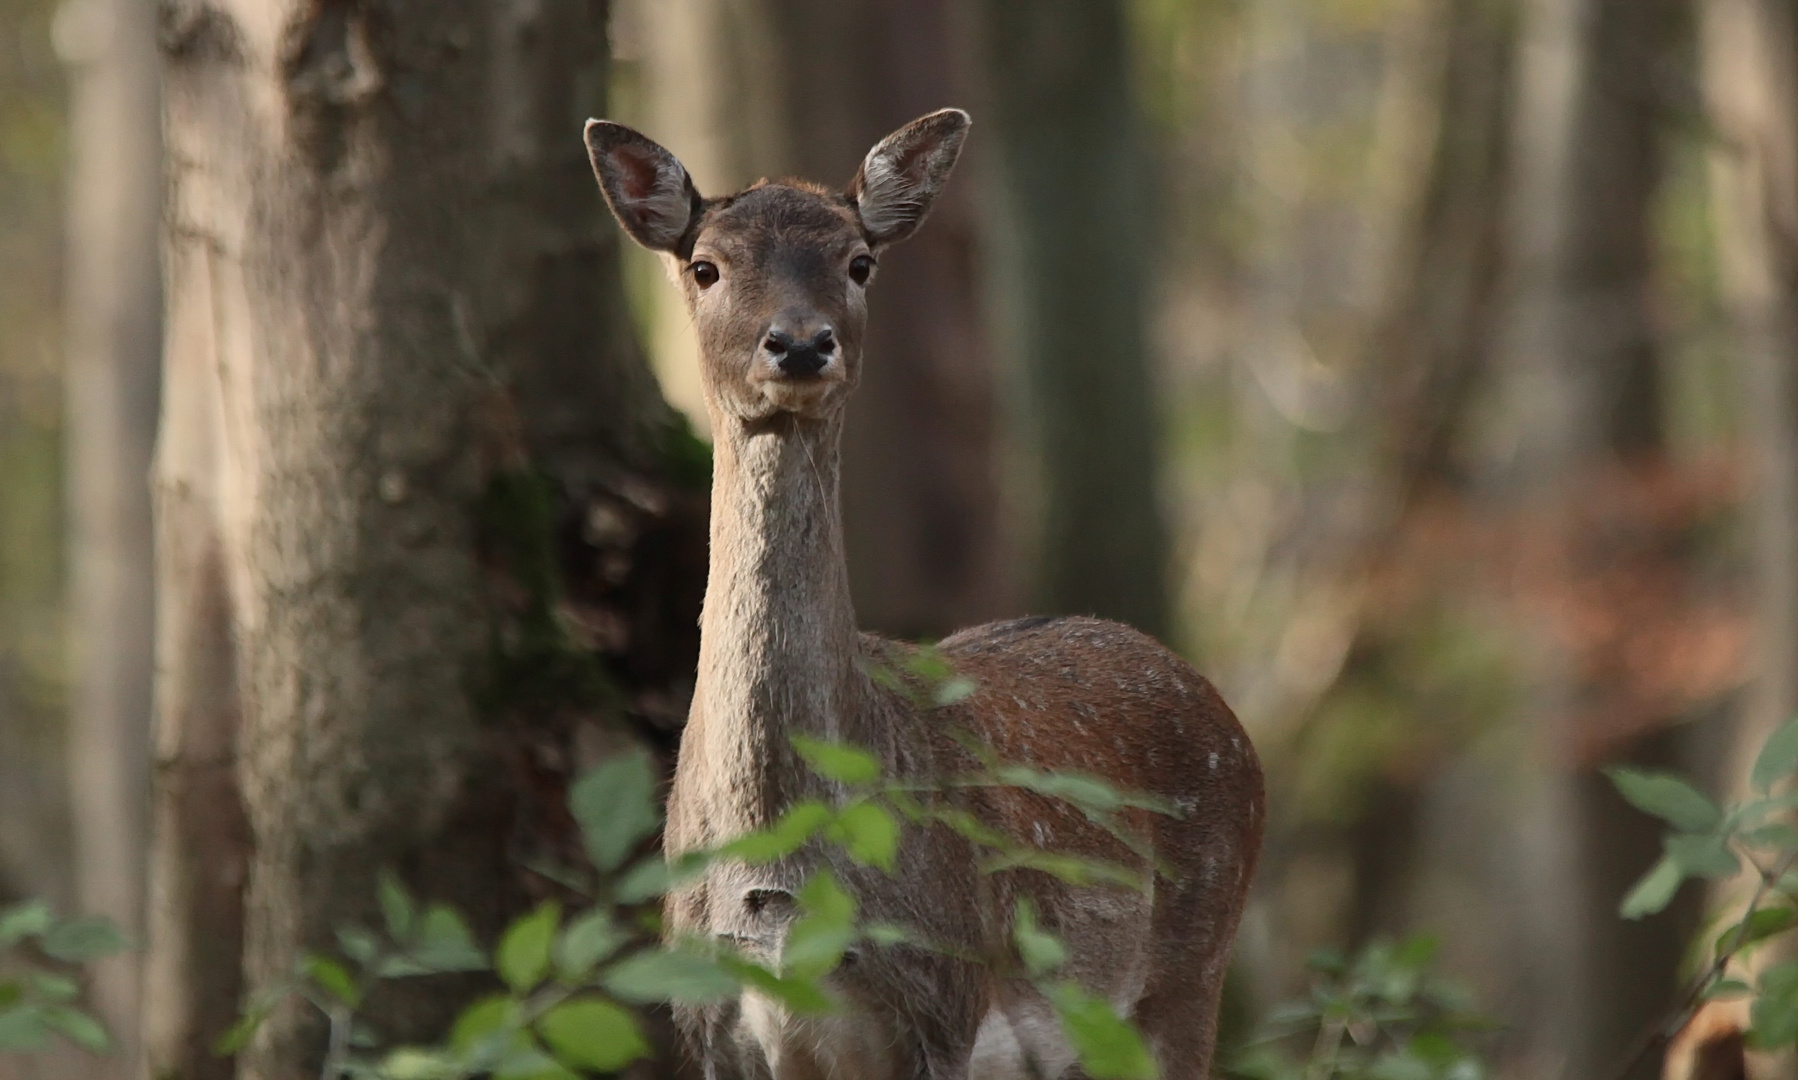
1498 0 1697 1073
1695 3 1798 1076
636 0 1008 638
147 1 705 1075
56 0 160 1072
974 0 1170 639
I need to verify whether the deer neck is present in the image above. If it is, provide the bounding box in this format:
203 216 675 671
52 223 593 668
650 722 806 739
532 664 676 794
691 410 863 818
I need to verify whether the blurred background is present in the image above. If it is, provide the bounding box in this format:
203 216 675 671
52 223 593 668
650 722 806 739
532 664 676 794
3 0 1796 1076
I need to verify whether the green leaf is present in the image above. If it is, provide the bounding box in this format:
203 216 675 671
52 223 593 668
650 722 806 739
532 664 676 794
1750 961 1798 1049
537 997 651 1071
1045 981 1157 1079
377 1047 465 1079
304 953 363 1008
790 736 882 787
782 873 857 980
829 801 901 872
934 677 977 706
338 925 381 967
982 850 1149 892
214 1009 268 1055
378 870 415 940
718 957 834 1015
569 749 661 872
862 922 916 948
496 902 560 993
1605 768 1721 833
1667 834 1741 880
0 901 53 946
41 916 129 962
927 807 1012 848
28 971 79 1003
722 802 832 864
603 948 739 1004
1718 907 1798 959
991 767 1178 818
0 1004 49 1052
1013 899 1067 977
1703 977 1753 1000
409 904 487 973
555 909 626 981
42 1006 110 1053
450 994 520 1054
1620 855 1683 919
1753 720 1798 792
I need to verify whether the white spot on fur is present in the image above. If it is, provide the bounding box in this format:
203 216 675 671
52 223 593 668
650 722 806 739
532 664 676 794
1209 751 1219 772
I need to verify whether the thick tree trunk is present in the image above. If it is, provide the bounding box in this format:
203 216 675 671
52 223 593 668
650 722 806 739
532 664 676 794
56 0 160 1072
636 0 1009 638
147 1 705 1075
974 0 1170 639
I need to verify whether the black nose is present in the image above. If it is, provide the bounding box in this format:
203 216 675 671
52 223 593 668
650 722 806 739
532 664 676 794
764 328 835 378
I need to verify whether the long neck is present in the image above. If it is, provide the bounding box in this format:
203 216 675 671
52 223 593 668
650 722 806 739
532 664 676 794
691 410 862 818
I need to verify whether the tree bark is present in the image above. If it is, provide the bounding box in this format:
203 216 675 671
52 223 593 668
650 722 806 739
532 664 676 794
635 0 1009 639
1496 0 1697 1072
56 0 161 1071
973 0 1171 639
148 1 705 1074
1696 3 1798 1076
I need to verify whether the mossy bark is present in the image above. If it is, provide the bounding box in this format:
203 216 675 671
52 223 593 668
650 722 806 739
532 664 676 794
146 1 705 1075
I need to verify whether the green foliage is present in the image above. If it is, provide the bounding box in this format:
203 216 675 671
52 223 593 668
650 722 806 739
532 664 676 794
1231 938 1492 1080
0 900 128 1055
214 653 1180 1079
1607 717 1798 1054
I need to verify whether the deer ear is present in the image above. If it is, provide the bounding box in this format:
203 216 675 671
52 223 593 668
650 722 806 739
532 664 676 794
848 108 970 247
585 120 702 253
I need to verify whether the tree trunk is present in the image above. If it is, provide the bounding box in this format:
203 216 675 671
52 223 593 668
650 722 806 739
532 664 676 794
1697 3 1798 1076
147 1 706 1075
1497 0 1697 1072
634 0 1009 638
974 0 1170 639
56 0 160 1071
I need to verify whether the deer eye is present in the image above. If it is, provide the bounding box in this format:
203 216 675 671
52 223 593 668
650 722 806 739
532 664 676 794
691 261 720 288
849 255 875 286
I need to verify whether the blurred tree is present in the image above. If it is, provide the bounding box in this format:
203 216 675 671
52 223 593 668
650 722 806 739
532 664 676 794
975 0 1171 639
146 1 706 1075
1336 0 1520 947
1703 0 1798 783
54 0 160 1071
1495 0 1701 1072
633 0 1010 639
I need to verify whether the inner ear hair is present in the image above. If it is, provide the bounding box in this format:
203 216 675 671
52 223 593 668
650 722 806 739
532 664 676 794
849 107 970 247
584 119 702 253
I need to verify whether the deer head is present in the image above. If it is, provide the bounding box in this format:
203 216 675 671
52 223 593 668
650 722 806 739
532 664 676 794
584 109 969 423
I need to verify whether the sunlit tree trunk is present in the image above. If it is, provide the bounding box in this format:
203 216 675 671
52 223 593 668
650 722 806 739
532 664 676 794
55 0 160 1072
148 1 704 1075
635 0 1009 638
974 0 1170 638
1695 2 1798 1076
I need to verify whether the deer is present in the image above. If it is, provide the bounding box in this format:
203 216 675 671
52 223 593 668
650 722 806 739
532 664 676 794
584 108 1264 1080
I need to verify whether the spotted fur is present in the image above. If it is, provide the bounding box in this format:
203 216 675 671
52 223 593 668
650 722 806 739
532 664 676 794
585 111 1264 1080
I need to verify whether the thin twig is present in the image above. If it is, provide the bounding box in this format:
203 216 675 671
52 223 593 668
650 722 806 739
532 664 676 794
1600 844 1798 1080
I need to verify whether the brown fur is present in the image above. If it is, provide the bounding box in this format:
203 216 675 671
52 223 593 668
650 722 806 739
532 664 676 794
585 110 1264 1080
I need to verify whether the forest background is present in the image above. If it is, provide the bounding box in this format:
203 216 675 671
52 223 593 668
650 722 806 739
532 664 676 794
1 0 1796 1077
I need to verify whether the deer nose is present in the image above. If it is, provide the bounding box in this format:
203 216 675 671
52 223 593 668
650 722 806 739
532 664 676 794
763 327 836 378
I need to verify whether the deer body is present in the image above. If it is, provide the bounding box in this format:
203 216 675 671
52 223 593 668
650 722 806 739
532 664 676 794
586 111 1263 1080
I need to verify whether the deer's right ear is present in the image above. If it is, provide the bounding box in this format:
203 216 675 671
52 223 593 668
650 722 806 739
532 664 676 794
585 120 701 253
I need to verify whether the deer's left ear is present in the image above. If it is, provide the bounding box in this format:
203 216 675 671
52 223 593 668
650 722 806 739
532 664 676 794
848 108 970 247
585 119 702 253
